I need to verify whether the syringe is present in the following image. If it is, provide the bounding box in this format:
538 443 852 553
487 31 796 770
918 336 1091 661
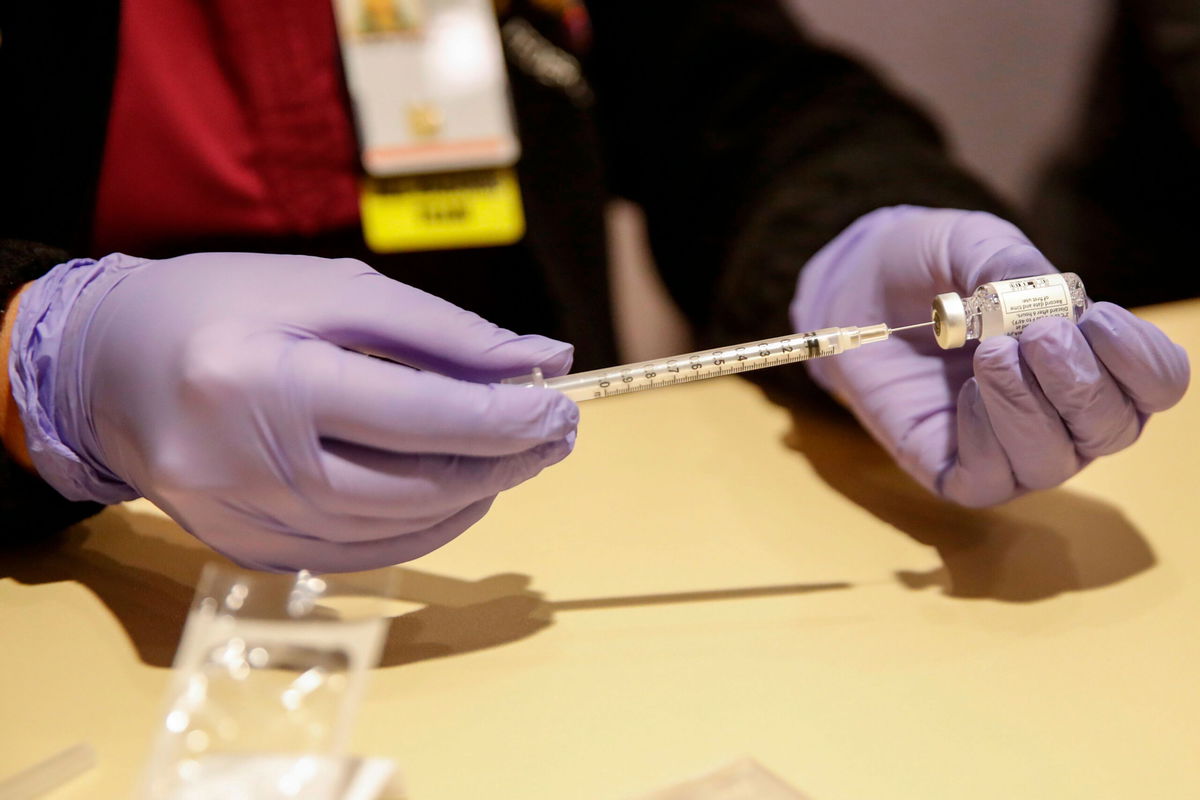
503 321 933 402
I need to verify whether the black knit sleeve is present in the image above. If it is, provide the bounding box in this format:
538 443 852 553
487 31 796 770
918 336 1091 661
1030 0 1200 308
586 0 1012 401
1 240 105 542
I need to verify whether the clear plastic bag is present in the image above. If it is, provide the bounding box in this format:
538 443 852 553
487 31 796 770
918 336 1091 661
140 565 392 800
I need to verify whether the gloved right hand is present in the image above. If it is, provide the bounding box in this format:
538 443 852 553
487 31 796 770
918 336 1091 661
790 206 1189 506
10 253 579 572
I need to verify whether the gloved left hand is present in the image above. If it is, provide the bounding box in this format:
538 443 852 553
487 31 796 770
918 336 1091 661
10 252 579 572
790 206 1190 506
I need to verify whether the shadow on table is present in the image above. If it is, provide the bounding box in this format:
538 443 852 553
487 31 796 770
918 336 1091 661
0 506 849 669
0 511 202 667
782 405 1156 602
0 511 554 669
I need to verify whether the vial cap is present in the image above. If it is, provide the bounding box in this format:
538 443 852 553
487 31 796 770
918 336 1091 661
931 292 967 349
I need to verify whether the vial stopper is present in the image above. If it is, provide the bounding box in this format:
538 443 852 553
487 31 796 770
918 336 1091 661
931 292 967 349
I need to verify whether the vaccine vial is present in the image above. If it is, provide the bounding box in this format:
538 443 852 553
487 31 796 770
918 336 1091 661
931 273 1087 349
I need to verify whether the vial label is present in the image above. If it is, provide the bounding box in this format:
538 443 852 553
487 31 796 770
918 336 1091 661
982 275 1072 338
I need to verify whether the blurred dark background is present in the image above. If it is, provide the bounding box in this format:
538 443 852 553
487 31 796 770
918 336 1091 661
791 0 1110 206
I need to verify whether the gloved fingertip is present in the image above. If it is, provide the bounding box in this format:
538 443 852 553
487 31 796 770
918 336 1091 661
532 391 579 442
1018 316 1092 379
940 479 1008 509
1171 347 1191 396
564 398 580 425
959 374 983 411
1080 303 1191 411
1141 345 1190 412
972 335 1020 379
1020 313 1076 343
1079 300 1135 329
974 340 1080 490
552 393 580 431
535 341 575 378
535 435 574 466
937 377 1018 508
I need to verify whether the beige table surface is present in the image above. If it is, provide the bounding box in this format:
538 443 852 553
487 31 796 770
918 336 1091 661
3 301 1198 800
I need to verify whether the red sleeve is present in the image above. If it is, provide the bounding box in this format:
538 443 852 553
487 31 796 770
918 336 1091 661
92 0 362 256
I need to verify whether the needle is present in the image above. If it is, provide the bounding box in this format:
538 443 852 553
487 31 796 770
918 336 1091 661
889 321 935 334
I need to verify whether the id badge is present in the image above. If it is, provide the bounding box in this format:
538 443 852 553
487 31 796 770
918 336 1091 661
332 0 520 175
333 0 525 251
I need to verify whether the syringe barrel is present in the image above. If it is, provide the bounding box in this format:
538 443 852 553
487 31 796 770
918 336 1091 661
502 325 884 402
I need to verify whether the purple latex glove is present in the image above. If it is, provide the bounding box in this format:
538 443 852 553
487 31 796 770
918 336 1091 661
791 206 1190 506
10 253 579 572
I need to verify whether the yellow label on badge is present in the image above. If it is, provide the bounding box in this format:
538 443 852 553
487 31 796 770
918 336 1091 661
360 168 525 252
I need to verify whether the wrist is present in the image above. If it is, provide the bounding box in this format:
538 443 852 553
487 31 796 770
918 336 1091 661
0 240 81 472
10 258 140 504
1 284 34 471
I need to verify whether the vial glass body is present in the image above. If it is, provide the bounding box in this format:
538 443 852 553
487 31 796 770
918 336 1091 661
931 272 1087 349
